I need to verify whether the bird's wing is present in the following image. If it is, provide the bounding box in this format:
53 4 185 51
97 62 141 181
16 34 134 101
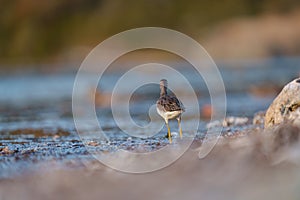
157 95 185 112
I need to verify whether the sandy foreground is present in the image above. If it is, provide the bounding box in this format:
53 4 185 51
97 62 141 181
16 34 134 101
1 123 300 200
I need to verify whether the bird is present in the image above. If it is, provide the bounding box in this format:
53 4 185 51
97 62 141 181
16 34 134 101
156 79 185 143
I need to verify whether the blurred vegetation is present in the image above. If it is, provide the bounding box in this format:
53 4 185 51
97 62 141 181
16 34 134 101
0 0 300 64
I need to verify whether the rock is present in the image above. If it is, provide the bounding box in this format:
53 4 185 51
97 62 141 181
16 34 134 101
21 148 36 154
0 146 14 154
206 120 222 129
53 134 60 139
206 116 249 129
87 141 99 146
222 116 249 127
253 111 265 125
265 78 300 128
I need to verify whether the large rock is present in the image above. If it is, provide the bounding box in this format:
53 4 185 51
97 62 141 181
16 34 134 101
265 78 300 128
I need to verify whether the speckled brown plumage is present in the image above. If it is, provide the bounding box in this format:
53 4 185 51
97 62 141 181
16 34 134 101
157 95 185 112
156 79 185 112
156 79 185 143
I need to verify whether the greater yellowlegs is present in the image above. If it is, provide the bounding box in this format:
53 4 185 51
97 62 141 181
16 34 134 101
156 79 185 143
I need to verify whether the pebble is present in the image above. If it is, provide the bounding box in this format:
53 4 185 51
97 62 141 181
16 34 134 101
86 141 99 146
253 111 265 125
222 116 249 127
0 146 14 154
206 117 249 129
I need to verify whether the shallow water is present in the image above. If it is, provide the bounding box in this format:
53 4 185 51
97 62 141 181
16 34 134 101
1 59 300 178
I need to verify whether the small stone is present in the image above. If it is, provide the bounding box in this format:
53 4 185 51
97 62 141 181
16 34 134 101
0 146 14 154
253 111 265 125
171 132 178 137
87 141 99 146
265 78 300 128
222 117 249 127
206 120 222 129
21 148 36 154
53 135 60 139
206 117 249 128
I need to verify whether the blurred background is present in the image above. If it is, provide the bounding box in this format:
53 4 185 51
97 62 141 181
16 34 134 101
1 2 300 199
1 0 300 67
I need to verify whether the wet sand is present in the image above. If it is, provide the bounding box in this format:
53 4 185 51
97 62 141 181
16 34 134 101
1 123 300 200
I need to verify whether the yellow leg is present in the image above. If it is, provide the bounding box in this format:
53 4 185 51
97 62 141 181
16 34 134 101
166 123 172 143
178 118 182 139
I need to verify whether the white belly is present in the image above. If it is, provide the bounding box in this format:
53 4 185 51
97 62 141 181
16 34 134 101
157 107 182 120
